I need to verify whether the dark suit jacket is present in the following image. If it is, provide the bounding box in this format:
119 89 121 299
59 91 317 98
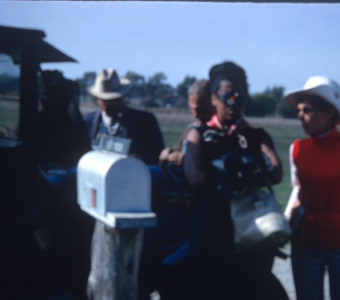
83 106 164 165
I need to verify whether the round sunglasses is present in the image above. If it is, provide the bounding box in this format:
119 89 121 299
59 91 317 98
218 91 248 106
296 107 314 115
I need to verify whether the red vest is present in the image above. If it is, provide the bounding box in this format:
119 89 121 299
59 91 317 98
293 127 340 249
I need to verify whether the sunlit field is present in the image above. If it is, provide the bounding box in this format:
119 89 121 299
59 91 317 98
156 112 306 208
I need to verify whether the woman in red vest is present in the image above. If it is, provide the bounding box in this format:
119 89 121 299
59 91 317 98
284 76 340 300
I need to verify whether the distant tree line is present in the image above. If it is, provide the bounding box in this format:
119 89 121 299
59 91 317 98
0 74 19 95
76 71 296 119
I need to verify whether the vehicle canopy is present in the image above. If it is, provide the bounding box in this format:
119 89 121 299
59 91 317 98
0 25 79 299
0 25 76 63
0 25 77 149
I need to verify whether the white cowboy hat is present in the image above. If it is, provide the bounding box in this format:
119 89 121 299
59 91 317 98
285 76 340 114
87 69 130 100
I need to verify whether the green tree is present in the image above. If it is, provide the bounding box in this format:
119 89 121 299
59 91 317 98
177 76 197 97
264 86 284 103
244 86 291 118
76 71 97 104
146 72 175 107
175 76 197 108
276 99 297 118
0 74 19 94
140 95 157 108
124 71 147 100
244 93 276 117
146 72 166 97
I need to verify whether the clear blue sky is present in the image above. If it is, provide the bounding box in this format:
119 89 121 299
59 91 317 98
2 1 340 93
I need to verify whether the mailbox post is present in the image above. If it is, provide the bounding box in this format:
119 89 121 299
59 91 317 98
77 146 156 300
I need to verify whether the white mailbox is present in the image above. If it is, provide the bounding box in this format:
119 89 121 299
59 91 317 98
77 150 156 228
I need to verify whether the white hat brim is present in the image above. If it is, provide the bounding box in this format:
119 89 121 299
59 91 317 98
285 86 321 108
285 85 340 115
87 80 128 100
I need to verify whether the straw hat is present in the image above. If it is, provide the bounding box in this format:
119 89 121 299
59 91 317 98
285 76 340 114
87 69 130 100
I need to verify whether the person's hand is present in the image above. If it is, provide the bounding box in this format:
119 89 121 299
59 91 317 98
159 147 172 161
289 199 304 232
159 147 184 166
167 151 185 166
289 199 301 222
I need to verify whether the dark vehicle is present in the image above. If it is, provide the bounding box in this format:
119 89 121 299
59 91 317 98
0 25 93 300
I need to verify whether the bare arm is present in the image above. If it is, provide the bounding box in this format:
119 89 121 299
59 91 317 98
183 128 206 188
284 142 301 221
159 147 185 166
260 134 283 185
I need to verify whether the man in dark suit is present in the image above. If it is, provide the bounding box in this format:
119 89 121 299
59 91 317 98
83 69 164 165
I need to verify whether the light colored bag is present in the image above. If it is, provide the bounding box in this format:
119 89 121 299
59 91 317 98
230 184 291 252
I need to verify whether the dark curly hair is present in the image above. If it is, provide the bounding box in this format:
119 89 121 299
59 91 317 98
209 61 250 100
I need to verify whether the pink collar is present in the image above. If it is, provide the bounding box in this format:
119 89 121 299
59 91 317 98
207 114 247 135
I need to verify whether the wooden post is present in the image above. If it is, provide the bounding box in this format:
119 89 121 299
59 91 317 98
87 220 144 300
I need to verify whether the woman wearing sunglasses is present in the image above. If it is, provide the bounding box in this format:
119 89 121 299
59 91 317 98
184 61 282 300
284 76 340 300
